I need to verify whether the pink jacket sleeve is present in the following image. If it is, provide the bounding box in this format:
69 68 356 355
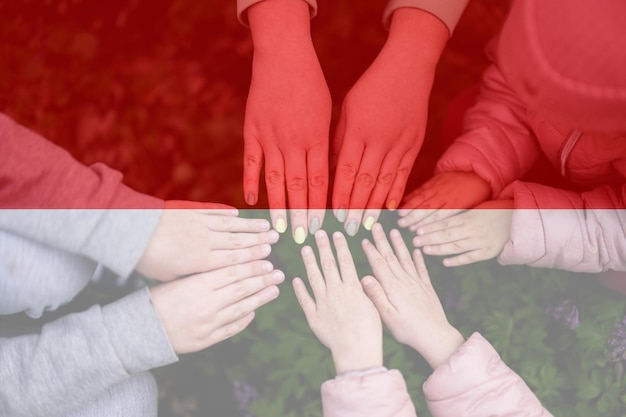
237 0 317 26
435 64 541 198
497 180 626 272
321 369 417 417
424 333 553 417
382 0 469 34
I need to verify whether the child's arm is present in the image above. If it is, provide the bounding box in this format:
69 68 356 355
361 224 554 417
292 230 417 417
0 113 279 281
398 63 541 229
497 181 626 272
0 260 282 417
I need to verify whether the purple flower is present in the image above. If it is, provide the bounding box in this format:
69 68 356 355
606 315 626 363
545 299 580 330
232 380 258 417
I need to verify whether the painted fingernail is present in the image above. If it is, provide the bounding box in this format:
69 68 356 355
387 200 397 211
309 217 320 235
263 261 274 272
363 216 375 231
346 220 358 237
294 227 306 245
273 270 285 283
275 218 287 234
336 208 347 223
261 244 271 254
246 192 256 206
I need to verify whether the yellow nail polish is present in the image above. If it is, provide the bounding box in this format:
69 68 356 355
387 200 397 211
275 218 287 234
364 216 375 231
294 227 306 244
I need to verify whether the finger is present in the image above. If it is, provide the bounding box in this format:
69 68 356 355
315 230 341 286
220 269 285 304
443 250 485 267
344 151 384 236
212 311 256 345
388 229 416 276
413 225 466 248
243 138 264 206
361 152 403 229
386 149 418 211
361 238 394 286
199 259 275 289
207 244 272 270
293 277 317 320
412 209 465 231
411 249 432 286
164 200 238 214
264 149 288 234
361 275 396 316
413 214 465 236
307 145 329 236
218 285 280 324
301 245 326 299
210 230 279 250
285 150 309 244
332 231 359 284
205 215 271 233
397 208 441 229
331 140 364 223
371 223 405 279
422 238 475 257
397 185 437 217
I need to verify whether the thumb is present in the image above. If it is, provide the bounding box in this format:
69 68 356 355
361 276 394 316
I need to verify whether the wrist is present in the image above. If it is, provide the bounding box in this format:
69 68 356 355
409 325 465 370
331 345 384 374
385 8 448 70
248 0 314 53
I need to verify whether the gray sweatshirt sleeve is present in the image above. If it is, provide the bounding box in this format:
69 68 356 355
0 287 178 417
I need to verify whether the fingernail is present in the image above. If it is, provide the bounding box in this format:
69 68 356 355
372 222 383 232
387 200 397 211
397 218 407 227
346 220 358 237
363 216 375 231
273 270 285 283
362 276 374 287
269 286 279 298
301 246 313 255
261 244 271 254
246 192 256 206
413 237 422 246
336 208 347 223
268 230 279 241
275 218 287 234
309 217 320 235
259 220 271 231
263 261 273 272
294 227 306 244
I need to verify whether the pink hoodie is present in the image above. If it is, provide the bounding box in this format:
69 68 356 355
321 333 553 417
436 0 626 272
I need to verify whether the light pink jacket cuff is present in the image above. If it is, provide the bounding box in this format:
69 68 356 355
237 0 318 27
383 0 469 34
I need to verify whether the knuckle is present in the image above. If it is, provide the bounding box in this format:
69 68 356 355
287 177 306 192
321 259 336 272
452 241 463 251
309 174 327 189
338 163 358 180
245 155 261 167
266 170 285 185
377 172 394 185
227 251 241 264
396 168 410 178
338 255 352 267
219 217 234 229
384 253 397 263
356 173 374 188
373 256 387 269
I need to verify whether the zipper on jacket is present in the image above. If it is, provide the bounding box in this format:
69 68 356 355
560 129 583 177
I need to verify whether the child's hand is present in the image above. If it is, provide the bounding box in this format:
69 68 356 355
293 231 383 374
397 171 491 230
137 201 279 281
360 223 464 369
150 259 283 354
412 200 513 267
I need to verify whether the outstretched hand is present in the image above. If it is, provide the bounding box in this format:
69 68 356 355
361 223 464 369
136 200 279 281
293 230 383 374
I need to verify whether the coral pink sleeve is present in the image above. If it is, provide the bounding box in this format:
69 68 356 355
382 0 469 34
424 333 553 417
321 369 417 417
237 0 317 26
497 181 626 272
435 64 541 198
